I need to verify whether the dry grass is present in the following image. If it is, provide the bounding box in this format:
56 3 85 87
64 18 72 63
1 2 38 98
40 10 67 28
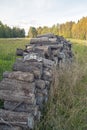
35 62 87 130
35 43 87 130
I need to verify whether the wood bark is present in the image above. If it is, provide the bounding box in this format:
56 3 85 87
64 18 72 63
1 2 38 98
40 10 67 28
0 125 22 130
0 78 35 93
0 109 34 128
0 90 35 104
3 71 34 82
13 61 43 79
4 101 39 116
37 33 55 38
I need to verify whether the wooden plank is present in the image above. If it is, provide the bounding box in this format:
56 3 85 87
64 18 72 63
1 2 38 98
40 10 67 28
3 71 34 82
0 109 34 128
0 90 36 104
0 78 35 93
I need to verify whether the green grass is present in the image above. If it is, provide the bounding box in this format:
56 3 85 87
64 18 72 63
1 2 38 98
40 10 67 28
0 38 30 80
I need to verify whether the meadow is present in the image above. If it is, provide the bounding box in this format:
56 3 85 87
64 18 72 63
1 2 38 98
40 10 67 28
0 38 29 80
0 38 87 130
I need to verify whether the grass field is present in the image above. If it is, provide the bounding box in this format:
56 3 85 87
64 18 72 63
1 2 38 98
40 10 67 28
0 38 87 129
0 38 30 80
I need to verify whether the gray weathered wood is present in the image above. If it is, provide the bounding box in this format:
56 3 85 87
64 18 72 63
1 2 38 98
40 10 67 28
4 101 39 116
0 125 22 130
42 70 53 81
16 48 23 56
13 61 43 79
0 89 35 104
0 109 34 128
30 37 49 44
3 71 34 82
0 78 35 93
35 80 45 89
37 33 55 38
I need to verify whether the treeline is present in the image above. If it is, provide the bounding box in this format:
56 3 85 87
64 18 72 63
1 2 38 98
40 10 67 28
28 16 87 40
0 21 25 38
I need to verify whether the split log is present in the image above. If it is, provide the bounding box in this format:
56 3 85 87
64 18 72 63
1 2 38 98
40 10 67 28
0 89 36 104
49 44 63 49
30 37 49 44
49 37 57 42
4 101 39 116
0 109 34 128
37 33 55 38
3 71 34 82
13 60 43 79
42 70 53 81
35 80 45 89
0 125 22 130
30 40 58 45
36 93 44 107
26 45 51 57
16 48 23 56
13 59 43 70
23 53 54 67
42 58 55 66
0 78 35 93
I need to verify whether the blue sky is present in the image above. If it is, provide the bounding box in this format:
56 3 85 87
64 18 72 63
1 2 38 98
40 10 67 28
0 0 87 34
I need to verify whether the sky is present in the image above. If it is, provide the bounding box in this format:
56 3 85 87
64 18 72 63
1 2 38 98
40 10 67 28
0 0 87 34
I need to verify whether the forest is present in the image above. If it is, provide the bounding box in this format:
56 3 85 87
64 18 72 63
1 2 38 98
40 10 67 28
0 21 25 38
28 16 87 40
0 16 87 39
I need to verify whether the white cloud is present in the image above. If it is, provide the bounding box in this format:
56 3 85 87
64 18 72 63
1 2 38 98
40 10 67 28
0 0 87 34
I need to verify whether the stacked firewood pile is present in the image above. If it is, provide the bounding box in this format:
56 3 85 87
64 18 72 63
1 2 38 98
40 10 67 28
0 33 73 130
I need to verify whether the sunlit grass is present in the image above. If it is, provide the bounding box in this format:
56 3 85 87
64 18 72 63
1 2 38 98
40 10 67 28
0 38 30 80
68 38 87 46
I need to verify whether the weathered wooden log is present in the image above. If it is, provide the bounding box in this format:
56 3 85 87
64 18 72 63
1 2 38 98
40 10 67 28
0 89 36 104
36 93 44 107
35 46 51 57
36 88 48 96
42 70 53 81
37 33 55 38
0 78 35 93
30 37 49 44
0 125 22 130
13 60 43 78
23 53 54 67
49 37 57 42
3 71 34 82
24 49 45 58
16 48 23 56
30 40 59 45
4 101 39 116
42 58 55 66
0 109 34 128
14 58 43 69
35 80 46 89
49 44 63 49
